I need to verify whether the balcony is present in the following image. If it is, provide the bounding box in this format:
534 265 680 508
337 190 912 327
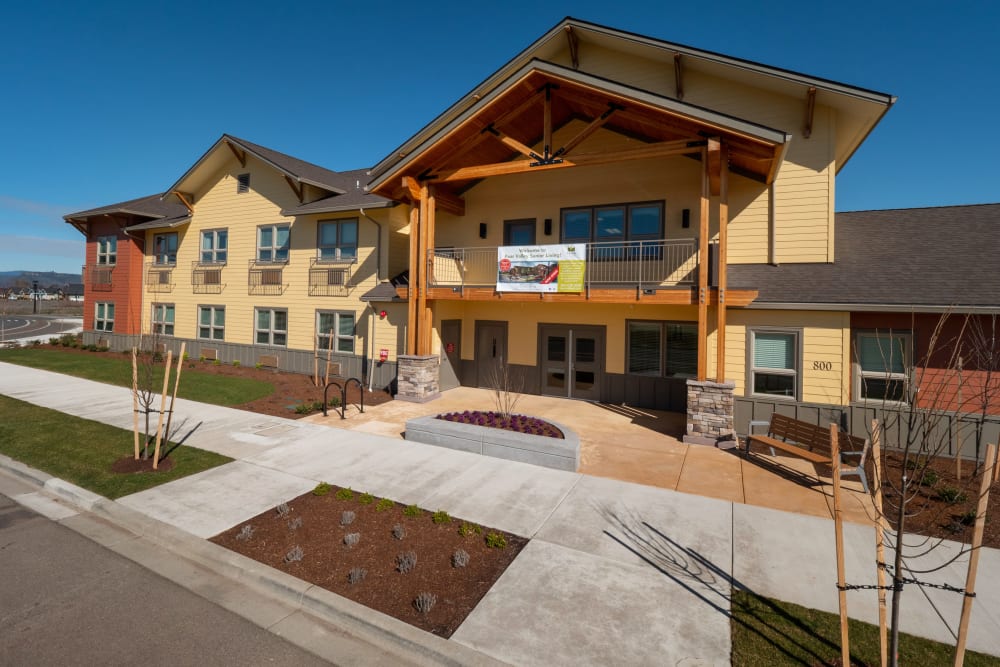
308 257 353 297
145 262 175 293
248 259 287 296
429 238 698 294
83 264 114 292
192 261 225 294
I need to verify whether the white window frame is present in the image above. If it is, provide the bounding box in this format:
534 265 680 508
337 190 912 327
95 302 115 332
151 303 175 336
317 219 358 263
748 328 801 400
257 224 290 263
200 229 228 264
153 232 178 265
254 308 287 347
315 311 355 354
854 330 911 405
198 305 225 341
96 235 117 265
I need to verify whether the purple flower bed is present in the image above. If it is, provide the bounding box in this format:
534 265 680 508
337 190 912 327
435 411 565 439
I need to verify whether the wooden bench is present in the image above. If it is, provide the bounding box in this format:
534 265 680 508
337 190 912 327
745 413 871 493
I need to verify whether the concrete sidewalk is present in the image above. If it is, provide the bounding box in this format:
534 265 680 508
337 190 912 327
1 361 998 663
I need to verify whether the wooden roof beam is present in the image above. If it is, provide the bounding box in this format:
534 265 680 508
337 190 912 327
284 176 304 203
674 53 684 100
224 140 247 167
169 191 194 214
707 137 722 197
803 86 817 139
564 25 579 69
402 175 465 216
554 102 623 158
482 124 541 162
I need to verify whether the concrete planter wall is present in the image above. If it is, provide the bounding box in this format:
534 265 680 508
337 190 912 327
404 415 579 472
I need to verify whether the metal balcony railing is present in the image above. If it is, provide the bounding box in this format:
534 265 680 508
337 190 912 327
308 257 353 297
428 238 698 293
83 264 114 292
191 261 225 294
145 261 175 293
248 259 287 296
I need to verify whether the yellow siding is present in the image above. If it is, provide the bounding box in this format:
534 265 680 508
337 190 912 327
724 309 850 404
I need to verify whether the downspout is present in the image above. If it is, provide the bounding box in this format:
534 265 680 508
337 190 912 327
368 303 378 391
359 206 383 282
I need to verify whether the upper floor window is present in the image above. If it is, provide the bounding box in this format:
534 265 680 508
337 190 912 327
258 224 290 263
201 229 228 264
561 201 664 244
750 329 800 399
151 303 175 336
237 173 250 194
95 302 115 332
318 219 358 262
855 331 910 403
153 232 178 265
96 235 117 265
627 321 697 378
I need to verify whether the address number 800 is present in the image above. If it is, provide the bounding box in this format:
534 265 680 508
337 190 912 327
812 361 833 371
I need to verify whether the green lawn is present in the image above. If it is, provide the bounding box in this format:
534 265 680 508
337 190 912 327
731 589 999 666
0 347 274 406
0 395 232 499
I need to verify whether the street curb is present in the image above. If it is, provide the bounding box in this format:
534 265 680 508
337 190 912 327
0 457 508 667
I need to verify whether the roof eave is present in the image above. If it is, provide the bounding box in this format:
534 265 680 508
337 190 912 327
745 301 1000 315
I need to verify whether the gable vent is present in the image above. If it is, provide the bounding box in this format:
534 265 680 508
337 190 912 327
237 173 250 194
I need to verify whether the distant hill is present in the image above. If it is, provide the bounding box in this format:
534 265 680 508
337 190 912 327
0 270 82 288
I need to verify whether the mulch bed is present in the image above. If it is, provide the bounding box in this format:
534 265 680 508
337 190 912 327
210 486 527 637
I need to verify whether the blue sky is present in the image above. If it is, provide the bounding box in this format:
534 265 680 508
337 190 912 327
1 0 997 274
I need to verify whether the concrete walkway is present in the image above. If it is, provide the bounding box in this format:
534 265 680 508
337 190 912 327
1 362 998 663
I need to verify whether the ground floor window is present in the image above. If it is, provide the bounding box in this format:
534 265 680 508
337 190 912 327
855 331 910 403
255 308 287 346
151 303 174 336
95 302 114 332
750 329 799 398
316 311 355 353
198 306 225 341
627 321 697 377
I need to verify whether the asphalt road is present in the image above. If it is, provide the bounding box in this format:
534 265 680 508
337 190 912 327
0 492 331 666
0 315 81 343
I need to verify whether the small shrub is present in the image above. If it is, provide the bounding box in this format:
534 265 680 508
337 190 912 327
255 362 263 370
49 337 60 345
341 510 356 526
920 469 940 487
402 504 422 518
358 492 375 505
452 549 470 568
959 509 979 526
335 487 354 501
275 502 291 518
235 525 254 541
347 567 367 585
344 532 360 547
59 333 76 346
936 487 968 503
87 344 98 352
199 355 206 362
375 498 394 512
152 351 163 361
432 510 452 524
414 592 437 615
232 360 241 367
312 481 332 496
182 353 189 361
212 359 221 366
458 522 482 537
311 400 325 412
485 532 507 549
328 395 341 408
293 402 313 415
392 524 406 540
287 517 303 531
31 339 42 347
396 551 417 573
284 546 304 563
98 346 109 352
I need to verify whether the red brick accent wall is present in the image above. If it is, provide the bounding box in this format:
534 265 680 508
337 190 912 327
83 218 145 335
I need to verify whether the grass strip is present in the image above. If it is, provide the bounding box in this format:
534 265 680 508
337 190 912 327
0 347 273 406
0 394 232 499
731 589 998 666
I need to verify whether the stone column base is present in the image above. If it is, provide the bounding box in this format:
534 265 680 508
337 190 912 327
396 354 441 403
683 379 738 449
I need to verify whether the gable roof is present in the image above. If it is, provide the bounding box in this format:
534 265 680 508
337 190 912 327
729 204 1000 312
64 193 190 234
369 17 894 186
280 168 395 216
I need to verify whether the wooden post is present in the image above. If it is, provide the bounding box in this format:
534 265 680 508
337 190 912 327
715 142 728 383
871 419 889 667
696 147 709 381
131 347 140 460
160 342 185 462
954 442 997 667
831 422 851 667
407 204 419 356
416 186 430 355
151 350 173 470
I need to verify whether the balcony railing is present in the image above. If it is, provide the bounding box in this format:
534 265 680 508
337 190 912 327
192 261 225 294
145 261 175 293
308 257 353 297
248 259 287 296
428 238 698 292
83 264 114 292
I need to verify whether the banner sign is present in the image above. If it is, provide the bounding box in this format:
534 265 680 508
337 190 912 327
496 244 586 293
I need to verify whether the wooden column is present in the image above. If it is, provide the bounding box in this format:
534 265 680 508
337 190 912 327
416 186 430 355
716 142 729 383
406 205 419 355
422 187 437 356
831 422 851 666
697 147 709 381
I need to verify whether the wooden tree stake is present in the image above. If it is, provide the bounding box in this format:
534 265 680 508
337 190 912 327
831 422 851 667
954 442 997 667
160 342 186 462
151 350 172 470
131 347 140 460
324 328 334 386
871 419 889 667
313 334 319 387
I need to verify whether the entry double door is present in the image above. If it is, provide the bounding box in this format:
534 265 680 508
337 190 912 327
540 325 604 401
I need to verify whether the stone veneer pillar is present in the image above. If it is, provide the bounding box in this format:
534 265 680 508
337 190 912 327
683 379 737 448
396 354 441 403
